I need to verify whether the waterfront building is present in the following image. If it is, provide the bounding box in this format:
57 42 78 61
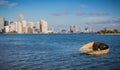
4 20 9 26
22 27 27 33
17 14 24 33
17 14 29 33
39 20 48 33
22 21 28 33
89 26 93 32
48 27 54 33
1 15 49 34
61 29 68 34
84 26 93 33
9 21 16 32
19 14 23 23
50 27 54 32
22 21 27 27
35 22 40 29
27 27 33 33
35 22 40 33
70 25 73 33
14 21 18 32
70 25 78 33
0 16 4 32
5 26 9 33
17 21 22 33
33 26 38 34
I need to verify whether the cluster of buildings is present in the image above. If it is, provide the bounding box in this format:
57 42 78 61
0 14 93 34
0 15 54 34
60 25 93 34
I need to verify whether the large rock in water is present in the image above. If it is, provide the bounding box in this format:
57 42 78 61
79 42 110 55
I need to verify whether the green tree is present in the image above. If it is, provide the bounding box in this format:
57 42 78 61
113 29 118 33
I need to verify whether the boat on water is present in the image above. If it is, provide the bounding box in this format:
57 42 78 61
79 42 110 55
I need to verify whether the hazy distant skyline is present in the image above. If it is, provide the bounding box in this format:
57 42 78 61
0 0 120 31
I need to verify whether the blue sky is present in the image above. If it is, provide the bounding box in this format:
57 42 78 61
0 0 120 31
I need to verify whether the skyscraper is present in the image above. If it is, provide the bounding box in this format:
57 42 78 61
0 16 4 32
17 21 22 33
39 20 48 33
18 14 23 23
22 21 27 33
17 14 24 33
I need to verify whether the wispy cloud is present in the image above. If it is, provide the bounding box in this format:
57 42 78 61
79 16 120 31
80 16 120 27
51 13 63 16
51 12 73 16
76 12 84 16
52 11 108 17
0 0 17 7
88 12 108 16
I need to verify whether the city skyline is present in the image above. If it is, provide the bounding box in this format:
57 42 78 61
0 14 93 34
0 0 120 31
2 14 50 34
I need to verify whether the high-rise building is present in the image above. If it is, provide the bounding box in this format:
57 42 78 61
17 21 22 33
22 20 27 33
17 14 24 33
84 26 93 33
9 21 16 32
0 16 4 32
39 20 48 33
70 25 78 33
1 15 49 34
70 25 73 33
5 26 9 33
35 22 40 29
18 14 23 23
4 20 9 26
27 27 33 33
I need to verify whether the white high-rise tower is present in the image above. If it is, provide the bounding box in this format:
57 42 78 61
19 14 23 23
17 14 23 33
0 17 4 32
39 19 48 33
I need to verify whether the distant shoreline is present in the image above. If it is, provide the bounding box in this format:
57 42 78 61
1 32 120 35
2 32 95 34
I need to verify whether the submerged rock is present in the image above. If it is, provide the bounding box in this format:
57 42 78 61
79 42 110 55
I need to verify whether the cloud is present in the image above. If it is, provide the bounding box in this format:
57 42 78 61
51 11 109 17
76 12 84 16
0 0 9 5
80 16 120 28
79 16 120 31
8 2 17 7
51 12 73 16
52 11 85 16
88 12 108 16
51 13 63 16
0 0 17 7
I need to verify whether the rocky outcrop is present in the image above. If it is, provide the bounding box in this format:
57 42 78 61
79 42 110 55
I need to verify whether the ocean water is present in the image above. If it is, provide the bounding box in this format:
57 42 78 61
0 34 120 70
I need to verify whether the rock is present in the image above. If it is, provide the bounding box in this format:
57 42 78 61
79 42 110 55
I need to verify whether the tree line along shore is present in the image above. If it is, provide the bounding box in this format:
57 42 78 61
97 28 120 34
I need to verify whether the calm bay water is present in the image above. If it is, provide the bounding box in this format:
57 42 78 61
0 34 120 70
